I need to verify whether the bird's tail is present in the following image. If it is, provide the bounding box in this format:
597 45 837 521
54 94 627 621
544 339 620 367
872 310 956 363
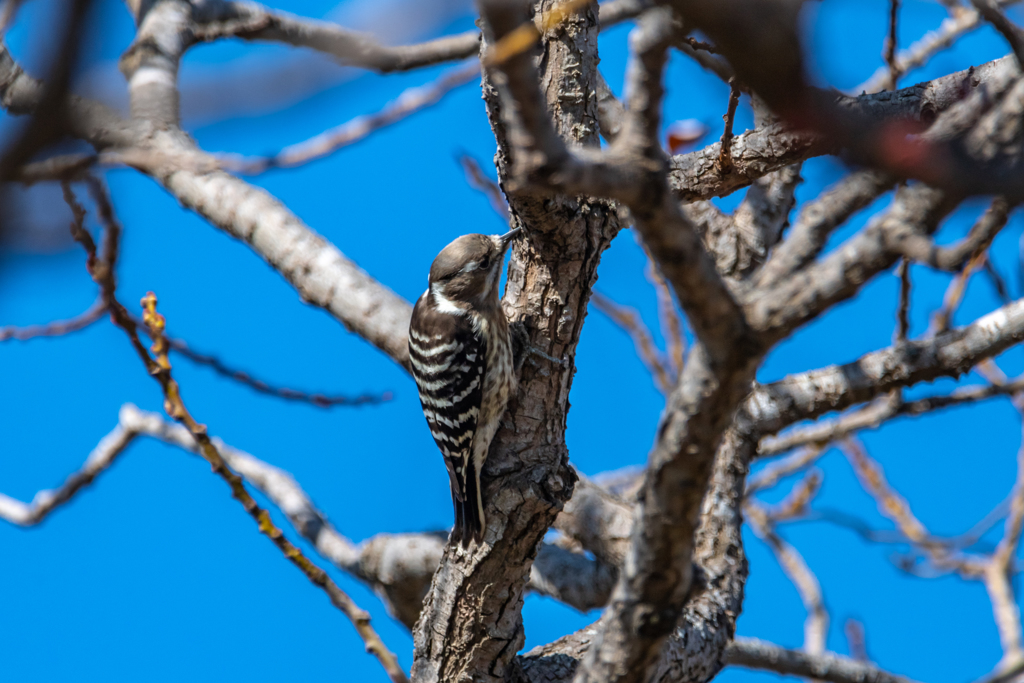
450 460 486 548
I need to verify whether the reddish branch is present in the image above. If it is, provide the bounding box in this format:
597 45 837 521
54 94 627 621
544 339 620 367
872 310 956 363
62 182 408 683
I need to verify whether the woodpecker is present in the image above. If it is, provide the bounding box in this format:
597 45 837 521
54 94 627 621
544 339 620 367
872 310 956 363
409 229 520 548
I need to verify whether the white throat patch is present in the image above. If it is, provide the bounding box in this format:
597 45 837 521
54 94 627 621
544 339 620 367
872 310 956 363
431 284 465 315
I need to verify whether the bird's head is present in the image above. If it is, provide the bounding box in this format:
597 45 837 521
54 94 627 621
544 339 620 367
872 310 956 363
428 229 520 310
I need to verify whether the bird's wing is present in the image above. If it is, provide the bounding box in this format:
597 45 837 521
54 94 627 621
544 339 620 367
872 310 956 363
409 296 486 502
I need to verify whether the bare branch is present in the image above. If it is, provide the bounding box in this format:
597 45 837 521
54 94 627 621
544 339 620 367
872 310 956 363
591 291 674 394
723 638 918 683
844 619 869 662
983 422 1024 668
969 0 1024 66
137 322 393 408
717 80 741 173
883 0 902 91
748 296 1024 437
192 1 480 72
0 297 106 342
458 153 510 222
747 500 829 654
555 476 634 567
638 235 686 377
840 437 982 576
221 62 481 174
64 177 408 683
757 171 892 288
896 258 912 341
0 27 415 369
897 198 1012 272
747 446 825 493
0 421 136 526
668 55 1018 203
752 184 957 336
758 378 1024 457
856 1 1021 94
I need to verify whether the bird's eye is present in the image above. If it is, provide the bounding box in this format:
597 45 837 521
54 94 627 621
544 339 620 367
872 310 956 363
478 257 490 270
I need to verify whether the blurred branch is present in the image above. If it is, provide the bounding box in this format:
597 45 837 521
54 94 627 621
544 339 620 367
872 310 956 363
0 0 25 35
191 1 480 72
883 0 901 91
844 619 869 663
126 316 392 408
0 420 136 526
898 198 1012 273
758 377 1024 457
840 437 983 576
930 250 987 335
723 637 919 683
638 235 686 378
220 61 480 174
747 446 825 494
0 0 92 182
0 297 106 342
984 422 1024 669
747 296 1024 439
591 291 674 394
747 493 829 654
896 258 911 341
63 180 408 683
457 152 510 223
969 0 1024 66
191 0 648 73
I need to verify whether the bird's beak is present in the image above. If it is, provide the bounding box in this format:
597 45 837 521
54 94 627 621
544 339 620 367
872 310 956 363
499 227 521 251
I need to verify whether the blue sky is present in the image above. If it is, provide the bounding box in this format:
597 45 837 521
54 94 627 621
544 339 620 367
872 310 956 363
1 0 1022 681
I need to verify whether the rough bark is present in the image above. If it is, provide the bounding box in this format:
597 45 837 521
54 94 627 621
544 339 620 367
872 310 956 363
410 3 622 681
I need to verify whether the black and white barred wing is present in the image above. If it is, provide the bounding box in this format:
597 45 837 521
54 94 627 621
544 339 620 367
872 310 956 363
408 299 486 540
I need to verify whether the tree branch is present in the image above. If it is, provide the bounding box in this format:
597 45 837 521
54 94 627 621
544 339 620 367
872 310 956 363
668 55 1017 203
0 297 107 342
722 638 918 683
747 296 1024 438
757 377 1024 456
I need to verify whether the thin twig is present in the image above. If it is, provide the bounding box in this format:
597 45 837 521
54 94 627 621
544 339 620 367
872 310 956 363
748 446 826 494
884 0 902 90
637 233 686 378
717 79 741 173
0 422 136 526
896 259 911 341
840 437 983 576
844 619 869 662
747 490 829 654
221 61 480 174
984 257 1013 304
760 379 1024 456
970 0 1024 66
724 637 919 683
64 185 409 683
855 1 1024 94
591 291 674 394
129 318 392 408
930 249 987 334
457 152 510 223
760 469 823 522
0 297 107 341
984 420 1024 667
